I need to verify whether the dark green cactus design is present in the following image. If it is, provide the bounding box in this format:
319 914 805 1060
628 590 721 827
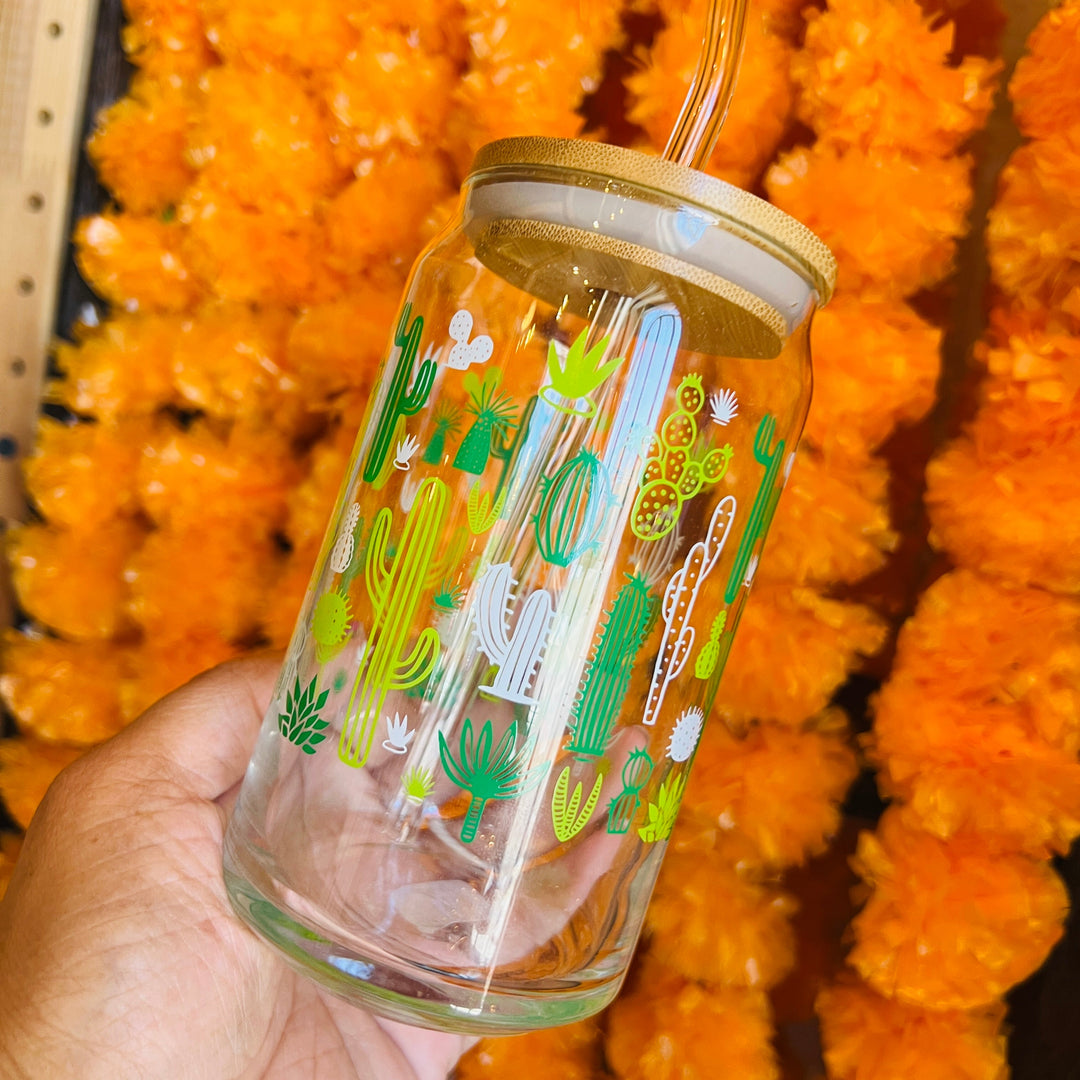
278 675 330 754
491 394 537 500
724 413 785 603
422 400 461 465
453 368 518 475
438 717 543 843
565 573 655 761
607 747 654 834
534 447 610 567
340 476 448 767
363 305 437 484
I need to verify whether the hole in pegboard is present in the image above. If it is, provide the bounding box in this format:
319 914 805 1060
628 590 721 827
26 193 44 212
37 108 54 127
10 358 26 377
17 277 34 295
0 436 19 459
46 20 63 36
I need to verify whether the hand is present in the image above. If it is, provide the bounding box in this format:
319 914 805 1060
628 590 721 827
0 656 470 1080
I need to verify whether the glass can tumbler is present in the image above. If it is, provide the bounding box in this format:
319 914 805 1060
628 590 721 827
224 137 836 1035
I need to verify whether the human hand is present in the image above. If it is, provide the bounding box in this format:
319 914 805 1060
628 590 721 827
0 656 470 1080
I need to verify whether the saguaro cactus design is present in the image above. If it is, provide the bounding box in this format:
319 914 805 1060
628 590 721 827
438 717 540 842
340 476 448 767
643 496 737 727
363 305 438 484
534 448 610 567
471 562 554 705
551 765 604 842
725 413 786 603
565 573 655 760
541 328 623 418
453 368 518 475
607 747 654 834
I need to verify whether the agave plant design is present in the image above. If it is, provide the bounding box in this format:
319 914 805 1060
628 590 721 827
453 369 518 475
540 328 623 418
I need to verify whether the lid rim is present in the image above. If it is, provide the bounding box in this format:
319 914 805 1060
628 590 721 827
468 136 837 304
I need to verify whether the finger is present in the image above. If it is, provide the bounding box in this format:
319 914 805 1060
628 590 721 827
101 654 282 802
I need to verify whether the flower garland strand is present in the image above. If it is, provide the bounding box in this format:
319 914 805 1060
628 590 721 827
816 5 1080 1077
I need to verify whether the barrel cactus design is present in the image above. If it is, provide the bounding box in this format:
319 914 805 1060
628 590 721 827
607 747 655 834
534 447 610 567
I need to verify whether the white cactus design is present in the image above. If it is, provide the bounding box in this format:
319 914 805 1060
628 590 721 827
394 433 422 470
382 712 415 754
446 309 494 371
330 503 361 573
709 388 739 426
643 496 737 726
667 707 704 762
471 562 554 705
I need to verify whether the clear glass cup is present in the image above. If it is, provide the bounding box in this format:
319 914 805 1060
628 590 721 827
223 136 836 1035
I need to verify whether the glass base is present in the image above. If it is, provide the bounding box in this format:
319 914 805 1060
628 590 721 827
223 847 624 1036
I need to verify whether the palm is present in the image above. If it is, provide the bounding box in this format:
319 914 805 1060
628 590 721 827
0 659 468 1080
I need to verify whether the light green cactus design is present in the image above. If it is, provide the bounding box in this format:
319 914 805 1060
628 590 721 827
339 476 448 768
638 772 688 842
422 400 462 466
607 747 654 834
534 447 610 567
694 610 728 679
551 765 604 842
453 369 518 475
363 305 437 484
467 481 506 535
311 589 353 663
631 375 734 541
565 573 655 761
724 413 785 604
438 718 544 843
540 328 623 418
402 764 435 803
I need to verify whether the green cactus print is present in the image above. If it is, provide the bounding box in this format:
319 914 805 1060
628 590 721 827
363 305 437 484
694 610 728 679
422 400 462 466
278 675 330 754
534 447 610 567
551 765 604 842
467 481 506 535
311 589 353 663
453 368 518 475
638 773 688 842
340 476 448 768
540 328 623 418
607 747 654 834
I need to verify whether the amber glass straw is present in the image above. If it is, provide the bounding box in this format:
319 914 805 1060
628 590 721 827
662 0 750 169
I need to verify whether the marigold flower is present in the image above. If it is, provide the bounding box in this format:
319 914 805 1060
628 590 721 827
0 738 83 830
1009 0 1080 141
74 211 203 314
86 74 197 213
804 294 942 456
793 0 998 155
848 809 1068 1010
285 425 358 551
9 520 145 641
765 145 973 296
976 305 1080 402
645 848 797 988
605 957 778 1080
457 1018 602 1080
714 584 888 727
0 631 127 746
121 0 215 77
763 449 898 586
683 713 858 867
23 416 152 529
818 978 1008 1080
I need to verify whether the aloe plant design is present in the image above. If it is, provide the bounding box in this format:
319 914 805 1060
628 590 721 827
534 448 610 567
438 718 539 842
565 573 654 760
471 562 554 704
607 747 654 834
541 328 623 418
724 413 785 603
340 476 448 767
363 305 437 484
551 765 604 842
453 368 518 475
278 675 330 754
467 481 506 535
638 772 688 842
422 400 462 466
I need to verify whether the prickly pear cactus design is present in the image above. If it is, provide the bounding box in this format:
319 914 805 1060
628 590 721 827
694 610 728 679
643 496 737 727
311 589 353 663
363 304 437 484
278 675 330 754
446 309 494 371
565 573 655 761
638 773 688 842
631 375 734 541
340 476 448 767
467 481 506 535
330 503 361 574
667 707 704 762
471 562 554 705
534 448 610 567
725 413 785 604
551 765 604 842
541 327 623 418
453 368 517 475
607 747 654 834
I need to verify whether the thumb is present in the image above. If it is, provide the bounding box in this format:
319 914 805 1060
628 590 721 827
96 654 282 802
